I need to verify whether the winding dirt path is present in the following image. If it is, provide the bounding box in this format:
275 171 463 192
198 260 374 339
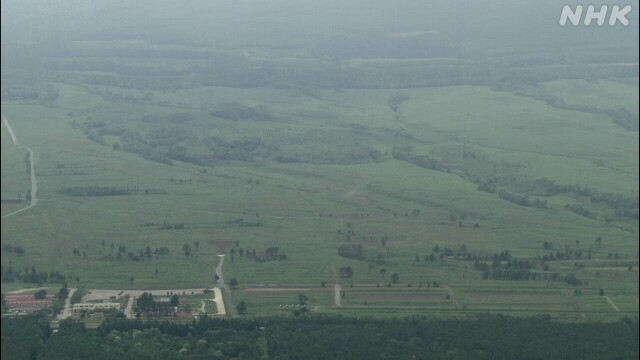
2 115 38 219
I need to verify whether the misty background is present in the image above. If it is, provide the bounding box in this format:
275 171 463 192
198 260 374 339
2 0 638 92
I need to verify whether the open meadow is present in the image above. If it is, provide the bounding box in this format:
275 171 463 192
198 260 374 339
2 79 637 320
1 0 638 322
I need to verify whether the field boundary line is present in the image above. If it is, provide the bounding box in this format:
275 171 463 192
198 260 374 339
605 296 620 312
442 285 460 309
2 114 38 219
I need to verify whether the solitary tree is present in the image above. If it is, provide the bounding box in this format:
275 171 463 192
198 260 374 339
34 289 47 300
236 301 247 314
390 273 400 284
387 93 409 113
298 294 309 305
339 266 353 279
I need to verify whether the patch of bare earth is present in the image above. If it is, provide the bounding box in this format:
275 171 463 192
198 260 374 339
356 294 445 302
468 293 558 302
244 287 313 293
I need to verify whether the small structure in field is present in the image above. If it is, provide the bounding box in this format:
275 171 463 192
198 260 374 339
73 302 121 311
4 294 55 313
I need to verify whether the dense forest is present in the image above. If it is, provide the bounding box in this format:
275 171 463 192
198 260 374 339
2 315 638 360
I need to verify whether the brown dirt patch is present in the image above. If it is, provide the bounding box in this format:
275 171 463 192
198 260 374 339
468 293 557 302
244 287 313 293
356 294 445 302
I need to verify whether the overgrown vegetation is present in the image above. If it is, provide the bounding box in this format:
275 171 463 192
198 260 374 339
1 315 638 360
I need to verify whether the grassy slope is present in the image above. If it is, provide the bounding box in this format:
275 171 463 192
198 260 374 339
1 117 30 209
1 82 637 319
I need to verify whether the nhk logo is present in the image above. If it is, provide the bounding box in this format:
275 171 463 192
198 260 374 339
559 5 632 26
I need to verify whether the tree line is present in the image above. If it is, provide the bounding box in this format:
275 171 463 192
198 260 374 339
2 314 637 359
59 186 167 197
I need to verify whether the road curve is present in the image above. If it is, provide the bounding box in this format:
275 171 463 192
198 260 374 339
2 115 38 219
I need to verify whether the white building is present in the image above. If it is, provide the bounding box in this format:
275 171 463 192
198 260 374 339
73 302 121 311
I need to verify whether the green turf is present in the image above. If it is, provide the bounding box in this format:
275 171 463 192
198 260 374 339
1 80 637 319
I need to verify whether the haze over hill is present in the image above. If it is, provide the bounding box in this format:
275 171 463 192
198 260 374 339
1 1 638 359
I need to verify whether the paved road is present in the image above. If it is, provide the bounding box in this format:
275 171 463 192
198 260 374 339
216 255 237 316
125 295 135 319
1 115 38 219
57 288 77 320
213 288 226 316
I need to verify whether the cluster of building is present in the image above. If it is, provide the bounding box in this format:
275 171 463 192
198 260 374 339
279 304 308 310
4 294 55 314
72 302 122 311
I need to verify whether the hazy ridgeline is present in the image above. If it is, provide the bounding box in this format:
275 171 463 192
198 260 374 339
1 0 638 89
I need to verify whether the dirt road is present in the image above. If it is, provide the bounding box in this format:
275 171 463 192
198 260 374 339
442 285 460 309
345 187 360 198
8 287 48 294
2 115 38 219
334 284 342 307
605 296 620 312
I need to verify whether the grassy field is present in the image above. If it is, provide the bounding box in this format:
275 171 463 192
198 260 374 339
0 119 30 215
540 78 640 115
1 78 637 320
